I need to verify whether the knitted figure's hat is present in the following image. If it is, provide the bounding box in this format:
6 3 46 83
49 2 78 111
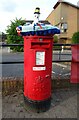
34 7 40 14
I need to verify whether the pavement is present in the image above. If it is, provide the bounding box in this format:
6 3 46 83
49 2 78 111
2 87 78 119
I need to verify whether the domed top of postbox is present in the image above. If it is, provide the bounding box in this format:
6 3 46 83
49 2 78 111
16 7 60 36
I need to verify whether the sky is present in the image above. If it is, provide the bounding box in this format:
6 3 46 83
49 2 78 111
0 0 79 33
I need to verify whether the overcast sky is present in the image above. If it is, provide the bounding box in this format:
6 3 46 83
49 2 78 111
0 0 78 33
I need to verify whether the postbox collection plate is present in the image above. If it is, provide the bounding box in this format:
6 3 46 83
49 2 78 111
36 51 45 65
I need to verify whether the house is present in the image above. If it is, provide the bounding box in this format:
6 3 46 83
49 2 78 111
46 0 79 44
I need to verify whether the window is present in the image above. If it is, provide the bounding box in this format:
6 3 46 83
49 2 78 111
61 23 68 33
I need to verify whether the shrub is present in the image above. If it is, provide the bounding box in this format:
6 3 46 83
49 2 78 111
53 35 58 43
53 35 61 50
72 32 79 44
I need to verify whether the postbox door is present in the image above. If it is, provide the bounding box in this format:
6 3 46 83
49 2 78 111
28 46 52 101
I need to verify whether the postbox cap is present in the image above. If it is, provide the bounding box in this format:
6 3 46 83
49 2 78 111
34 7 40 14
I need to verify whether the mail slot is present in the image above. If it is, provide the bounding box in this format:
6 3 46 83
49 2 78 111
31 42 50 49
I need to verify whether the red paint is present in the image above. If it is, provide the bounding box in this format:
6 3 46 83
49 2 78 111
23 35 53 101
71 45 79 83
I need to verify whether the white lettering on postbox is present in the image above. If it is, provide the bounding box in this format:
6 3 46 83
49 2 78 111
33 67 46 71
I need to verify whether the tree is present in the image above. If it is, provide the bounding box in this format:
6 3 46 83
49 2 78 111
6 18 26 52
72 31 79 44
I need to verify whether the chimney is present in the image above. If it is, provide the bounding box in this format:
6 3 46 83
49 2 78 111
58 0 62 2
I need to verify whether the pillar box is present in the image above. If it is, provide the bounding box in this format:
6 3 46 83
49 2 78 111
23 35 53 112
71 45 79 83
17 33 60 112
16 7 60 112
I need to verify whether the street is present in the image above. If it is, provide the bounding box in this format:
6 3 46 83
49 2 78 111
1 51 71 78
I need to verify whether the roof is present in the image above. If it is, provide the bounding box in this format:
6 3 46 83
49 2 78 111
53 0 79 9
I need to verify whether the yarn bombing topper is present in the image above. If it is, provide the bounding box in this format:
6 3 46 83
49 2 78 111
16 7 60 36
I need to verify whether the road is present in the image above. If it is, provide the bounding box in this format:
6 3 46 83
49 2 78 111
0 51 71 78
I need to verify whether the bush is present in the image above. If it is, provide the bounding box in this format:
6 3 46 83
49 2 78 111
6 18 26 52
72 32 79 44
53 35 58 43
53 35 61 50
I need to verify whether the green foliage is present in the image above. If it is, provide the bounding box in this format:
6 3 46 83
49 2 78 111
6 18 26 52
72 32 79 44
53 35 58 43
53 35 61 50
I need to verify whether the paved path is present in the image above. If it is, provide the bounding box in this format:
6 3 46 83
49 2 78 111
2 87 78 118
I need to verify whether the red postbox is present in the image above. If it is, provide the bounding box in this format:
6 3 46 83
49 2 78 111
23 35 53 112
71 45 79 83
16 8 60 111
